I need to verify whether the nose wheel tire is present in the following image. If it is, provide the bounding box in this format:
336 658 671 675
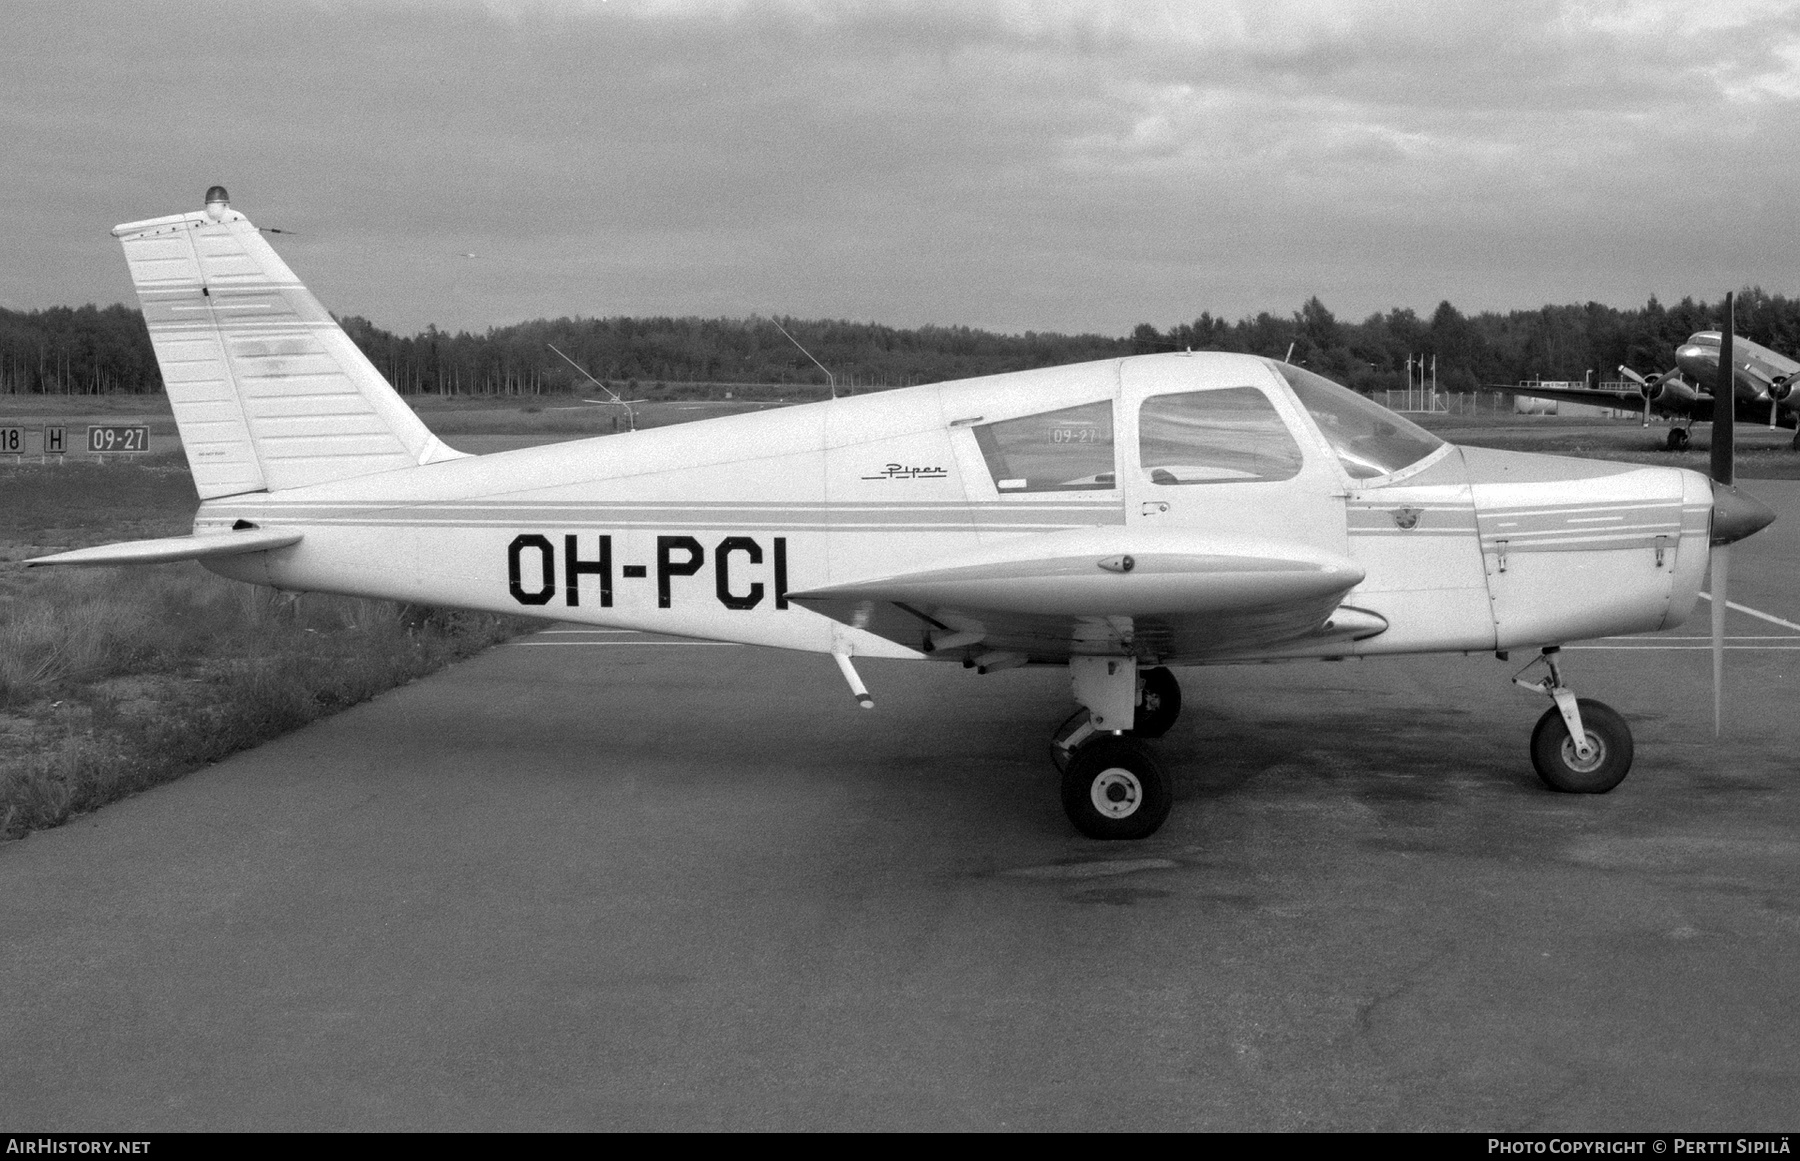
1530 698 1633 793
1061 737 1173 840
1666 427 1691 452
1132 666 1182 739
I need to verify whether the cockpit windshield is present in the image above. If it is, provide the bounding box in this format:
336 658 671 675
1268 361 1443 480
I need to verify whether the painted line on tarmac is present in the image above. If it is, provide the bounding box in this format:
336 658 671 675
511 641 742 647
1698 592 1800 632
1568 644 1800 651
1600 635 1800 641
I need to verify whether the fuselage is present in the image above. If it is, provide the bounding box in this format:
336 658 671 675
1674 330 1800 422
195 353 1714 666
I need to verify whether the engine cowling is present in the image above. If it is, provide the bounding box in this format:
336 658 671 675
1650 374 1701 406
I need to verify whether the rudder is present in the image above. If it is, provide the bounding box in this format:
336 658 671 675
114 187 465 500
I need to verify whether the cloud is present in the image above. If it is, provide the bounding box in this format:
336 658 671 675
3 0 1799 334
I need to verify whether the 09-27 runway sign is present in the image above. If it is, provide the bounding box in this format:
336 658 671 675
86 425 149 453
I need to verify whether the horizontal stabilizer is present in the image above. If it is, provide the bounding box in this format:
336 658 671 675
26 528 302 568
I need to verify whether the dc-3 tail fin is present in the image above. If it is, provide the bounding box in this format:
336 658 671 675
114 186 465 500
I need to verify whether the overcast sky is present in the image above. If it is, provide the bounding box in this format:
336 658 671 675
4 0 1798 336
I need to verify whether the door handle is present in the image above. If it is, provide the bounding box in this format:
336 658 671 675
1141 501 1170 516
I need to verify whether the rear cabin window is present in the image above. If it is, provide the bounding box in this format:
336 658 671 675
973 401 1115 492
1138 388 1303 485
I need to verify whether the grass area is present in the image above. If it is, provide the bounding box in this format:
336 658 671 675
0 461 531 842
0 456 195 560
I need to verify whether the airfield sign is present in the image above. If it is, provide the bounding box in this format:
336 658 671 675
87 425 150 453
0 424 141 458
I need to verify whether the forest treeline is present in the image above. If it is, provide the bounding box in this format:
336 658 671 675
4 291 1796 398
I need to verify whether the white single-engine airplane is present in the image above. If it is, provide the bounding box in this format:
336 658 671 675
28 189 1780 840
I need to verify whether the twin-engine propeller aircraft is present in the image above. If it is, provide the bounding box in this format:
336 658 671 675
27 189 1780 839
1487 331 1800 451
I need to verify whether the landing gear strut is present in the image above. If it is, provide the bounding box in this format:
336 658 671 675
1512 648 1634 793
1051 657 1183 839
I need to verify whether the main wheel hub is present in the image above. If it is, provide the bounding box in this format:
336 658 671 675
1090 768 1143 819
1560 732 1607 774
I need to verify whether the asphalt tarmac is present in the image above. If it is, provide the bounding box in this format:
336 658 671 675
3 485 1797 1132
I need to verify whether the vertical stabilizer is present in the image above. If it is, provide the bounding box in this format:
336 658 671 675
114 188 465 499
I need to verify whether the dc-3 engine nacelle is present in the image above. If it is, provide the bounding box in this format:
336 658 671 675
1648 375 1702 406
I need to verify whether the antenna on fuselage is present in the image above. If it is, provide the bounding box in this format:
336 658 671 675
1283 342 1296 364
771 318 836 399
548 344 637 432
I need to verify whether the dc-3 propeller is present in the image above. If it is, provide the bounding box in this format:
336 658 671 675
1705 293 1779 735
1616 364 1675 428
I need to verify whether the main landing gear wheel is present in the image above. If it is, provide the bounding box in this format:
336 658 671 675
1132 667 1181 739
1061 737 1172 841
1666 427 1691 451
1530 698 1634 793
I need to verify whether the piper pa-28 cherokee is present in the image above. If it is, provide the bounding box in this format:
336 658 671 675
29 189 1779 840
1488 330 1800 452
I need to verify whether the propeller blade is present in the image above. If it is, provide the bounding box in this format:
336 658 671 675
1620 366 1657 426
1712 545 1729 736
1711 295 1735 487
1710 291 1736 736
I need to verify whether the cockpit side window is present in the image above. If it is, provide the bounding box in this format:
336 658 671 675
973 401 1115 492
1138 388 1303 485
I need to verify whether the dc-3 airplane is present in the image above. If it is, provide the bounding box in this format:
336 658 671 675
26 189 1780 840
1487 331 1800 452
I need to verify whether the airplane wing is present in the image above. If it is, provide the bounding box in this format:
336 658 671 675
788 527 1382 665
1486 380 1716 422
1483 382 1648 409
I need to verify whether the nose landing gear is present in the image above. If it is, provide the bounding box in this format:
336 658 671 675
1512 648 1634 793
1666 427 1691 452
1051 657 1183 839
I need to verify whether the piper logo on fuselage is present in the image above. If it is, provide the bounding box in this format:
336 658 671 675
506 534 790 611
